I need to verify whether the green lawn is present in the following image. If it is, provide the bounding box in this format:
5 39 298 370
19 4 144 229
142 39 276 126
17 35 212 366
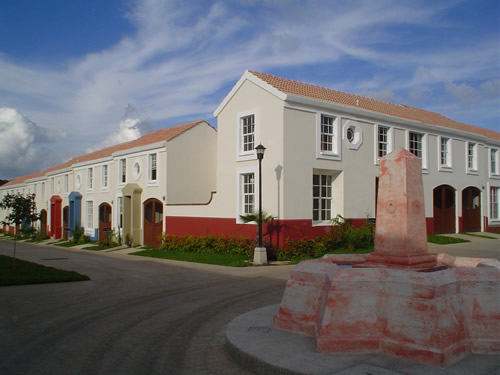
459 232 498 240
427 234 470 245
54 241 80 247
131 249 251 267
0 255 90 286
82 243 121 251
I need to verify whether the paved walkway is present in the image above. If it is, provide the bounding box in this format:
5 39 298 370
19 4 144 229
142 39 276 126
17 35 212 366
1 234 499 374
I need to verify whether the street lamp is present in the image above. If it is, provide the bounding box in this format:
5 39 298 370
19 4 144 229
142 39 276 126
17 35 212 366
254 144 267 265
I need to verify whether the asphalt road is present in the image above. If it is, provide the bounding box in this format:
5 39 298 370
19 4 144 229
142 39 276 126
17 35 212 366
0 240 292 375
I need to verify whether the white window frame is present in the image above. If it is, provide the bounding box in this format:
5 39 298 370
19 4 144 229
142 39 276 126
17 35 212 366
406 130 428 170
50 178 54 195
488 183 500 224
102 165 109 190
316 112 341 160
313 173 334 224
86 200 94 231
438 136 453 172
466 142 478 175
236 166 258 223
87 168 93 191
489 148 499 178
119 158 127 185
42 182 46 200
148 153 158 184
236 110 259 161
374 124 393 164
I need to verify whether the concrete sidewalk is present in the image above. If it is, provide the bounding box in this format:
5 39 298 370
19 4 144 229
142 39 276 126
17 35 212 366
428 232 500 260
226 305 500 375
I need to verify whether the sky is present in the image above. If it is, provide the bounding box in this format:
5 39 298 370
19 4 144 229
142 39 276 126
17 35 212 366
0 0 499 180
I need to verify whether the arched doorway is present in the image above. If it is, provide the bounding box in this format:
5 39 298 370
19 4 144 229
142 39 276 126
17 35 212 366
40 209 48 238
63 206 69 240
433 185 456 234
98 203 112 242
462 187 481 232
143 198 163 247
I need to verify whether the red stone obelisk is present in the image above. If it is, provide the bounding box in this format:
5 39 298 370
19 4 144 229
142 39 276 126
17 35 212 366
366 147 437 269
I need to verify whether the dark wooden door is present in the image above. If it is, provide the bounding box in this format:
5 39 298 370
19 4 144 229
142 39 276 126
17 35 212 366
98 203 112 241
144 198 163 247
433 185 455 234
462 187 481 232
40 210 48 238
63 206 69 240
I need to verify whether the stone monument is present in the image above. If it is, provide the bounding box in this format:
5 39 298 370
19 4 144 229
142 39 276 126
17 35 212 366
273 147 500 367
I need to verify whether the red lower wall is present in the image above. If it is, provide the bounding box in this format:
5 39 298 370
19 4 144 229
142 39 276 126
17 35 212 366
484 216 500 233
166 216 375 247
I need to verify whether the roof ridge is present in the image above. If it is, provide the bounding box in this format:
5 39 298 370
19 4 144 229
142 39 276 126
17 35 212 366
249 70 403 109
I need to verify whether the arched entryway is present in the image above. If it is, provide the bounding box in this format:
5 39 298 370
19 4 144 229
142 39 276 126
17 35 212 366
98 203 112 242
462 187 481 232
50 195 62 239
40 209 48 238
143 198 163 247
63 206 69 240
433 185 456 234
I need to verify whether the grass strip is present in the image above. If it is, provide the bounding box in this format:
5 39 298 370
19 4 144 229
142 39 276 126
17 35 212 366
427 234 470 245
131 249 251 267
0 255 90 286
82 244 120 251
459 232 498 240
54 241 80 247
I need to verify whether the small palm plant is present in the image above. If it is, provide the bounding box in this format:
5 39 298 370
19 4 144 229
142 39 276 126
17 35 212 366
239 211 274 224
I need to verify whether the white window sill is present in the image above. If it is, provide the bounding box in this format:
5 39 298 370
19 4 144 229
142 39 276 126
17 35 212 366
489 174 500 179
101 187 109 192
147 181 159 186
312 220 333 226
237 152 256 162
316 152 341 161
466 169 479 176
438 166 453 173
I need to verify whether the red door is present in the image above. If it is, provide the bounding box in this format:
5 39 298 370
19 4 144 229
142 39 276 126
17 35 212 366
50 195 62 239
462 187 481 232
433 185 456 234
144 198 163 247
98 203 112 242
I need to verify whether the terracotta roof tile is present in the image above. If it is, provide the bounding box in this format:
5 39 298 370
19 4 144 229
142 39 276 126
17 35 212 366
2 120 206 188
249 71 500 141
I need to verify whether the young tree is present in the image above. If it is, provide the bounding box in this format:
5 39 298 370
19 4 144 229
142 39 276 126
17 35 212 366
0 193 40 268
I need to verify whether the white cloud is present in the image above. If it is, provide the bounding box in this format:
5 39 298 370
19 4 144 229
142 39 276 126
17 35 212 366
0 0 498 178
0 108 65 179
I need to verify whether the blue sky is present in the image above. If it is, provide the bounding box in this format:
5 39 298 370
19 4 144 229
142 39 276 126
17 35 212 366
0 0 499 179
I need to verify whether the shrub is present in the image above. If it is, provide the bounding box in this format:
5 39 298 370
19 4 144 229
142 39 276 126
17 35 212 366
159 234 254 256
71 225 84 244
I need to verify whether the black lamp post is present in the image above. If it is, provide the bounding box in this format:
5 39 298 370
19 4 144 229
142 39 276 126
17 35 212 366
254 144 266 264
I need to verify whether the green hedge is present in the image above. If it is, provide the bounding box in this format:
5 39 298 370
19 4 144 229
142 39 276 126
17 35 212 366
158 218 374 262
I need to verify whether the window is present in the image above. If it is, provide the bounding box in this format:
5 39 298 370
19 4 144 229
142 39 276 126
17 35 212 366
119 159 126 184
320 115 335 152
102 165 108 188
409 132 423 158
490 149 498 176
313 174 333 222
50 178 54 195
42 182 45 200
149 153 157 182
241 173 255 214
241 115 255 153
64 174 69 193
87 201 94 228
377 126 389 158
491 187 499 220
87 168 93 190
467 142 477 172
440 137 449 165
439 136 452 170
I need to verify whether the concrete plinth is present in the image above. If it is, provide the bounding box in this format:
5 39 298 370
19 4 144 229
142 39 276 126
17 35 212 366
274 257 500 367
253 247 267 265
